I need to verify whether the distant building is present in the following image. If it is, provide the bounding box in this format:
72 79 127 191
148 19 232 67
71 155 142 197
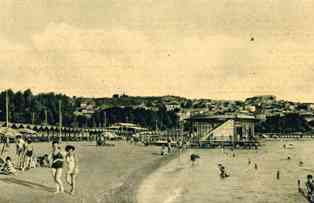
187 114 256 142
245 95 276 104
164 102 181 111
246 105 256 113
112 94 120 99
304 103 314 111
108 123 147 136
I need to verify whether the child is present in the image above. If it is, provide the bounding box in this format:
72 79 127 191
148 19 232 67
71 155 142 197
161 144 168 156
3 157 16 175
51 141 64 194
23 139 34 170
37 154 50 167
65 145 79 195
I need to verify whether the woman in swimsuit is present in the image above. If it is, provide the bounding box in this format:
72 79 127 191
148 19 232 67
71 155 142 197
51 141 64 194
23 139 34 170
65 145 79 195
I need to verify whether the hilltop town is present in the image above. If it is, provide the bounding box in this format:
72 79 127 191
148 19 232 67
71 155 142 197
79 94 314 121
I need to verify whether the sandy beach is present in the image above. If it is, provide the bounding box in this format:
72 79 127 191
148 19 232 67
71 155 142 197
0 141 171 203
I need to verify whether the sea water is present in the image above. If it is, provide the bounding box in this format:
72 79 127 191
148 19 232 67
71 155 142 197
137 141 314 203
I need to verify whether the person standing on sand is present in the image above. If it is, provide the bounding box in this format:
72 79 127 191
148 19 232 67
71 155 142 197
51 141 65 194
23 139 34 171
305 174 314 203
15 136 26 170
65 145 79 195
167 137 172 154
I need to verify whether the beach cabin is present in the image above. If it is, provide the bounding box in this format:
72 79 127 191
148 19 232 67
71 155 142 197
108 123 148 137
187 114 257 147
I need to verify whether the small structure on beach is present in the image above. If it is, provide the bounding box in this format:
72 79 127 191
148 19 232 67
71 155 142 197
108 123 148 137
187 114 257 148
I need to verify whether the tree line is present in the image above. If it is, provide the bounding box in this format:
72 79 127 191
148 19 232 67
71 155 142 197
0 89 179 130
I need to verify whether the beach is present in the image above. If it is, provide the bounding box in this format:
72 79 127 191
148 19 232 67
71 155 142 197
137 141 314 203
1 140 314 203
0 141 169 203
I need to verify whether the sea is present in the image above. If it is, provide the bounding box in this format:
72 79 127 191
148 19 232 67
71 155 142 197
137 140 314 203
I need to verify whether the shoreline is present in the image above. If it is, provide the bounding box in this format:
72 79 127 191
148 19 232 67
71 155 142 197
108 152 180 203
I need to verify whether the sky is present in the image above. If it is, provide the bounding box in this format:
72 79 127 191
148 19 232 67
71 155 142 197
1 0 314 102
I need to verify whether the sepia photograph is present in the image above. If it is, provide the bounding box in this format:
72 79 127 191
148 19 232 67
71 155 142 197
1 0 314 202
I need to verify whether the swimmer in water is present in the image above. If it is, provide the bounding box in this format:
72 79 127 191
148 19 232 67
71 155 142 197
276 170 280 180
218 164 229 178
190 154 200 166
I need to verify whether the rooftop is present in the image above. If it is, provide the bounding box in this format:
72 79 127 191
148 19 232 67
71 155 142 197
188 114 256 121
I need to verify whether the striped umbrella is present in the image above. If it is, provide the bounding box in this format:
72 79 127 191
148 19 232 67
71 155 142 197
0 127 22 138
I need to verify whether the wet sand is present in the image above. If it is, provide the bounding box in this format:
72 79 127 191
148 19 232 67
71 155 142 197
137 141 314 203
0 141 166 203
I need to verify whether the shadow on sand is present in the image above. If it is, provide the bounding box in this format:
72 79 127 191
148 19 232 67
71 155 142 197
0 177 54 192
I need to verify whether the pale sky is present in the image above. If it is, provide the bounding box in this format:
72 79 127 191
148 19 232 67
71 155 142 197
1 0 314 102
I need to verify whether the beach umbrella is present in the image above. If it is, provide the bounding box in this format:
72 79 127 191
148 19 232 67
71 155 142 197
0 127 22 138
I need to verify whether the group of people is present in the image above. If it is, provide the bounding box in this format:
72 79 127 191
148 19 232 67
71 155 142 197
0 136 79 195
160 137 189 156
0 136 34 175
16 136 34 171
50 141 79 195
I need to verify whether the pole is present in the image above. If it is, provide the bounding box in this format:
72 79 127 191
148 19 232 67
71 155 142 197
5 90 9 127
104 111 106 128
45 110 48 126
32 112 35 125
1 90 9 156
44 109 50 142
59 100 62 143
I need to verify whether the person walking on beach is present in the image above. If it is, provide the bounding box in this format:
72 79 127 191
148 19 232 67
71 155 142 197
51 141 65 194
23 139 34 170
65 145 79 195
167 137 172 154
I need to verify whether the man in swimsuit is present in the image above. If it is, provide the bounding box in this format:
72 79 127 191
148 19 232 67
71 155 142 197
15 136 26 170
23 139 34 170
